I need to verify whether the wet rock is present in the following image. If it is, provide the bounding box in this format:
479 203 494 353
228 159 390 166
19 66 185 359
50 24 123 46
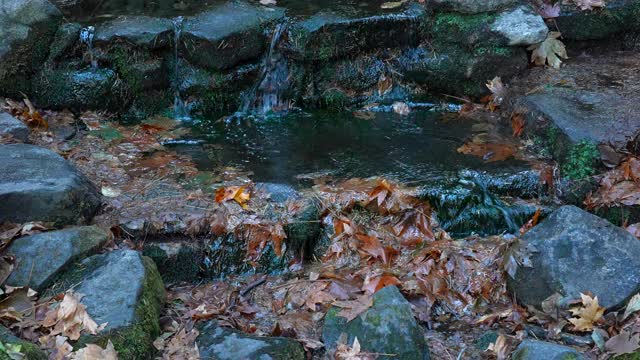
0 144 101 226
6 226 108 291
47 23 81 63
521 90 638 156
508 206 640 310
0 0 62 97
323 286 430 359
397 45 527 97
128 60 169 91
430 0 519 14
204 233 287 278
0 325 47 360
142 240 204 283
197 321 305 360
51 250 165 359
512 340 584 360
32 67 128 111
181 1 285 70
286 198 322 259
555 0 640 41
490 6 548 46
0 112 29 143
288 3 425 61
95 16 174 49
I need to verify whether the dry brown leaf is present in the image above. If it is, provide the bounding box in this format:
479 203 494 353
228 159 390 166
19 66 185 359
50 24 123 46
486 335 509 360
377 74 393 96
333 295 374 322
70 340 118 360
528 32 568 69
605 330 640 356
564 0 605 10
568 293 605 331
43 291 106 340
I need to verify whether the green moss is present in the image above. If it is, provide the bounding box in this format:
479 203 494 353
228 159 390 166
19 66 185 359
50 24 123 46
320 89 350 110
0 327 46 360
431 12 497 48
616 352 640 360
562 140 599 180
143 245 203 283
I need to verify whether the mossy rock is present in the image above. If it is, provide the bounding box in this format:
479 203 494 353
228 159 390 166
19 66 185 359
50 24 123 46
32 67 129 111
197 321 305 360
0 326 46 360
47 22 81 63
512 340 584 360
48 250 165 359
286 3 425 62
322 286 430 360
142 241 204 283
285 198 322 260
0 0 63 98
555 0 640 41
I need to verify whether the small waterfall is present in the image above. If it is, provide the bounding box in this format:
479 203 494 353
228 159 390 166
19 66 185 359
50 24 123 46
80 26 97 68
240 22 291 115
171 16 190 120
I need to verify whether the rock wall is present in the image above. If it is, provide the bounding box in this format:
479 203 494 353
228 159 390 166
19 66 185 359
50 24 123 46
1 0 638 117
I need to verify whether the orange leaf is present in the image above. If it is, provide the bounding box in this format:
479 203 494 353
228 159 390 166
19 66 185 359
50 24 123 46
362 274 400 294
215 186 250 208
511 113 525 137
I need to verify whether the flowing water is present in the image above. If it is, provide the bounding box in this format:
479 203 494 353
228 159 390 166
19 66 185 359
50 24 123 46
239 22 291 115
80 26 97 68
171 16 191 120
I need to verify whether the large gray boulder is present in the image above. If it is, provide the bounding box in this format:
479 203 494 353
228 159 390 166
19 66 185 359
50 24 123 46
181 1 285 70
554 0 640 41
95 16 174 49
0 112 29 143
197 321 305 360
52 250 165 359
322 286 430 360
512 340 584 360
5 226 108 290
0 0 62 97
509 206 640 310
0 144 101 226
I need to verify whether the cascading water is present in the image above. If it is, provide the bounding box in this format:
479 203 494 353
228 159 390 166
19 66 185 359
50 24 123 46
80 26 97 68
240 22 291 115
171 16 191 120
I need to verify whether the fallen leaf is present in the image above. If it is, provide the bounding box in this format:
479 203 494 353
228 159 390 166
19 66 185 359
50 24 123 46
511 112 525 137
623 293 640 320
538 2 561 18
568 293 605 331
215 186 251 209
605 330 640 356
528 32 568 69
565 0 605 11
380 0 406 9
486 335 509 360
362 274 400 294
333 295 373 322
377 73 393 96
70 340 118 360
486 77 506 107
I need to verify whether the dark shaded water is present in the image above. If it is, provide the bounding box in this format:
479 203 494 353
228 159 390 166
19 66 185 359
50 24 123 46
169 110 529 185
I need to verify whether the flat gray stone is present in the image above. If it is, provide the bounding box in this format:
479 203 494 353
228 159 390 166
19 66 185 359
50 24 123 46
95 16 174 49
323 286 430 359
6 226 108 290
512 340 584 360
0 112 29 142
197 321 305 360
509 206 640 310
0 144 101 226
181 1 285 70
491 6 548 46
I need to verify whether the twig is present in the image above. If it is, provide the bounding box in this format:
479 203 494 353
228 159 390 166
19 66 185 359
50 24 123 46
239 276 267 297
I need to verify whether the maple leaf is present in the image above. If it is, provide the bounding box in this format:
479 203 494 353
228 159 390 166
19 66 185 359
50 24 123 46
362 274 400 294
377 73 393 96
215 186 250 209
568 293 605 331
511 112 525 137
538 2 561 18
335 337 376 360
564 0 605 10
486 77 506 108
528 32 568 69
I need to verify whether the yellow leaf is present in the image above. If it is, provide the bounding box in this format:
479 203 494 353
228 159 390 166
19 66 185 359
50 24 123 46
568 293 605 331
